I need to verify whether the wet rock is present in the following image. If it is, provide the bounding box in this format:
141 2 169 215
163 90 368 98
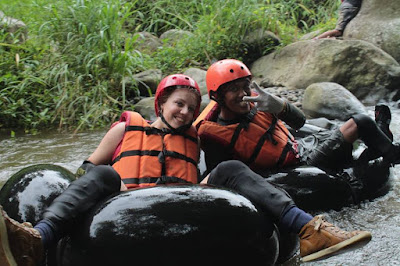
251 39 400 105
302 82 367 120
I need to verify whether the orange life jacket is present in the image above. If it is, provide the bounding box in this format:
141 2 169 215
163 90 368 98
197 108 295 170
112 111 199 188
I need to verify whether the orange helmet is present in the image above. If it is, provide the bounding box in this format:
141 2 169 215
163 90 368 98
206 59 251 97
155 74 201 119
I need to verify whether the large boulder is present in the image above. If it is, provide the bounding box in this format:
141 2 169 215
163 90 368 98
251 39 400 105
131 69 162 96
132 32 162 54
183 67 207 96
0 11 28 43
160 29 194 47
241 29 280 66
344 0 400 63
133 97 156 121
302 82 367 120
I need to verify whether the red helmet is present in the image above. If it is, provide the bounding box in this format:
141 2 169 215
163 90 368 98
155 74 201 119
206 59 251 97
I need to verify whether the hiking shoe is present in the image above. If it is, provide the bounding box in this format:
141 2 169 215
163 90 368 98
375 104 393 141
299 215 371 262
0 206 43 266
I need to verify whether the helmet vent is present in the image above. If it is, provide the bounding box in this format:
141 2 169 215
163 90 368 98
240 66 244 70
230 69 234 73
185 77 189 80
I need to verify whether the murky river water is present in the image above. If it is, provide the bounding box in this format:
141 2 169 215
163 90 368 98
0 108 399 265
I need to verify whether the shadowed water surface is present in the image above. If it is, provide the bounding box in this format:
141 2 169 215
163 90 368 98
0 109 399 265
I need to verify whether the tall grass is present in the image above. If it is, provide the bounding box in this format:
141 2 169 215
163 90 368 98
0 0 340 132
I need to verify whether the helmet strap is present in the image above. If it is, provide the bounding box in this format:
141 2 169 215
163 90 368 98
210 92 225 107
160 112 192 133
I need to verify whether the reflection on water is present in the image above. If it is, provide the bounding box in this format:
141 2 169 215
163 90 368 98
0 108 399 265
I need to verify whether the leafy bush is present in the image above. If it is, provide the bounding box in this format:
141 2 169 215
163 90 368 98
0 0 341 131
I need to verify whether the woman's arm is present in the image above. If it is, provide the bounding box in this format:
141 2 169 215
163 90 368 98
87 122 126 165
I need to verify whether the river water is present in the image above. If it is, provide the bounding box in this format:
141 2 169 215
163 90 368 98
0 108 399 265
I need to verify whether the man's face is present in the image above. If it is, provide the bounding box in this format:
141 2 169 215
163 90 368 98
219 79 251 119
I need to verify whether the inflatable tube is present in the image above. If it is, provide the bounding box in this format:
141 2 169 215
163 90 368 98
263 163 391 212
0 164 75 225
280 118 392 211
0 165 298 265
57 185 284 265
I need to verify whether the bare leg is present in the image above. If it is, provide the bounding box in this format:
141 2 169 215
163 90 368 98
339 118 358 143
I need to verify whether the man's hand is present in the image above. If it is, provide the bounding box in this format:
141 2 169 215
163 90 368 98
243 81 284 114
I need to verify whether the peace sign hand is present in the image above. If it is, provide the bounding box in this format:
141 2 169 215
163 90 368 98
242 81 284 114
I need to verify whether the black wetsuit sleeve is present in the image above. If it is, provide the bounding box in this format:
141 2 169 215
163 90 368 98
277 101 306 130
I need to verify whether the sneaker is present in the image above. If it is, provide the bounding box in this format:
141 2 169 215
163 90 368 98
299 215 371 262
0 206 43 266
375 104 393 141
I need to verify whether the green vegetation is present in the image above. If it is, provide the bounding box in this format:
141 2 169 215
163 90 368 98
0 0 339 132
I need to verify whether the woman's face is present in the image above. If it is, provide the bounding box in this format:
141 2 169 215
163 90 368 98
220 79 251 119
160 88 198 129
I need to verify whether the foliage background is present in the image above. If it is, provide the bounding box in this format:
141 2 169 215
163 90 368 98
0 0 339 132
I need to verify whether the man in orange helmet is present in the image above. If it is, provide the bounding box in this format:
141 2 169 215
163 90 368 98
197 59 397 176
195 59 397 262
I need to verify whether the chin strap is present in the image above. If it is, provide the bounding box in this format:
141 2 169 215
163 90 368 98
160 113 192 134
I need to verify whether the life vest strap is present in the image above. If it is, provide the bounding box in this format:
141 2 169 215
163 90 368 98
228 108 257 151
158 150 198 166
113 149 197 166
246 116 278 165
156 176 193 185
123 176 192 186
123 177 160 186
112 150 160 165
126 125 198 143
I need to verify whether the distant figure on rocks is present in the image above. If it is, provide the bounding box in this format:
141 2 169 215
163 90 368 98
314 0 362 40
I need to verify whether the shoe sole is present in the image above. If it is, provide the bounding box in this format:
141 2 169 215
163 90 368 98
0 209 17 266
302 231 372 262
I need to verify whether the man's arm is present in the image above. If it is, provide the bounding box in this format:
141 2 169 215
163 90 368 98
277 101 306 130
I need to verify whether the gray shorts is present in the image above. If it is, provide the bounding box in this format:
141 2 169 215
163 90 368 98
297 128 353 170
335 4 360 32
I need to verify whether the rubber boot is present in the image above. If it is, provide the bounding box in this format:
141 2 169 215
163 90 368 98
299 215 371 262
42 165 121 238
375 104 393 141
353 114 399 165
